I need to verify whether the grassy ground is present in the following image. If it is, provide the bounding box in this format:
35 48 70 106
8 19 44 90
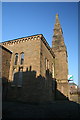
2 100 80 119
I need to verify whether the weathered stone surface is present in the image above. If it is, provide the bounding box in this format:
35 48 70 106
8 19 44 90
52 14 69 97
0 46 12 100
1 14 69 102
2 34 56 102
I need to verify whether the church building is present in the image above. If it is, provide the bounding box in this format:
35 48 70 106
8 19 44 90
1 14 69 102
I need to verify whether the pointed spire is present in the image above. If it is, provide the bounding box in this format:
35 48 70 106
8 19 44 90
55 13 60 24
54 13 61 30
52 14 66 51
54 13 63 36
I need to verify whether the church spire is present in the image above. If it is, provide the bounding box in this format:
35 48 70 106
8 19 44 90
52 14 65 51
52 14 68 98
55 13 60 25
54 13 63 36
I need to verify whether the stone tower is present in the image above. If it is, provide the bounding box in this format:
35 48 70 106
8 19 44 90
52 14 69 97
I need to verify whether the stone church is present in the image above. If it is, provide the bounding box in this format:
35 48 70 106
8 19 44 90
1 14 69 102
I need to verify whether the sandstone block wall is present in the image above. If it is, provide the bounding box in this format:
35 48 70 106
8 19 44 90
54 51 68 80
1 46 12 100
2 46 12 81
3 35 41 81
2 34 56 102
7 71 56 103
40 38 55 78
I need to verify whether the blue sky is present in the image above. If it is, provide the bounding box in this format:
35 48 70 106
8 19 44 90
2 2 78 85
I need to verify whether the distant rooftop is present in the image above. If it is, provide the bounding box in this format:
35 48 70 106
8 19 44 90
69 82 77 86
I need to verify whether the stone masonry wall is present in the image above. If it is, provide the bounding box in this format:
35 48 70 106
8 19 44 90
54 50 69 97
1 46 12 100
3 35 41 81
7 71 56 103
40 40 55 78
2 47 12 81
3 35 56 102
54 51 68 80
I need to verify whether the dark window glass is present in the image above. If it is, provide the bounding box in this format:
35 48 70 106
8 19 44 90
14 53 18 65
20 52 24 65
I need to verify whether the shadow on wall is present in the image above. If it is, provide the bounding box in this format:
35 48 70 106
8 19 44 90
2 66 69 103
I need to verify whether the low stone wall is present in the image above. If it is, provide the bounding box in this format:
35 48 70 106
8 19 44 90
7 71 56 103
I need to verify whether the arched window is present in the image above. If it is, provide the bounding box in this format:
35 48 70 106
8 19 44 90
52 63 54 78
20 52 24 65
45 58 49 70
45 58 47 70
47 60 49 69
14 53 18 65
45 58 49 75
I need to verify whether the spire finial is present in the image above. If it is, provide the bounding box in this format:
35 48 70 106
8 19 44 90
53 14 63 36
56 13 59 18
55 13 60 24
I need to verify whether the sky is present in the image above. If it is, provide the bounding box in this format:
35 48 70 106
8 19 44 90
2 2 78 85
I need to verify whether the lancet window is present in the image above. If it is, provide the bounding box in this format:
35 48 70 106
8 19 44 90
14 53 18 65
20 52 24 65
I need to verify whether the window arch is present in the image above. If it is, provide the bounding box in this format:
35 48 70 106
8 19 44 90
14 53 18 65
45 58 49 70
20 52 24 65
